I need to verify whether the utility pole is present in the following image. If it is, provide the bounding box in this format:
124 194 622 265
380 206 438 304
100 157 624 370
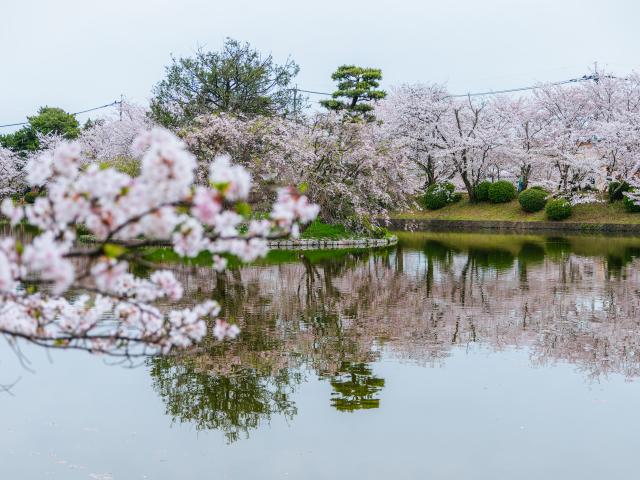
293 85 298 115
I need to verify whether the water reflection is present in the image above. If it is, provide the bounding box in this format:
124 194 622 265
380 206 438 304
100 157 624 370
327 362 385 412
149 232 640 440
151 358 299 443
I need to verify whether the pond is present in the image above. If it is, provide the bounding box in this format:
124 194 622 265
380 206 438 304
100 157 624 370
2 231 640 479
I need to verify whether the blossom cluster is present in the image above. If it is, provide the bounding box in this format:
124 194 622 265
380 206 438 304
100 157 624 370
0 147 26 197
185 111 416 233
0 129 318 355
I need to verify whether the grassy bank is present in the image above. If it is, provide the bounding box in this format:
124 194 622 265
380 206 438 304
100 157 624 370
393 198 640 224
300 220 393 240
301 221 356 239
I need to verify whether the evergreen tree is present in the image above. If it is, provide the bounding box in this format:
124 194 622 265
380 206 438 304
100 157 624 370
150 38 302 128
0 106 80 153
320 65 386 121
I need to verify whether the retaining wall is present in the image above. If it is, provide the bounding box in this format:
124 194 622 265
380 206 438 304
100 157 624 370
388 218 640 234
267 236 398 250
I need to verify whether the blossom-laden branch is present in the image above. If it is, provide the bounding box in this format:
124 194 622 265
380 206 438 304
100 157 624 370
0 129 319 356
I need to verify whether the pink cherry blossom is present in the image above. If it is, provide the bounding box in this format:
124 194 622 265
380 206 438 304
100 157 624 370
0 128 318 356
209 154 252 201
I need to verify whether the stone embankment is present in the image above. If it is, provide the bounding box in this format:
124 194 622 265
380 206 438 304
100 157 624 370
267 236 397 250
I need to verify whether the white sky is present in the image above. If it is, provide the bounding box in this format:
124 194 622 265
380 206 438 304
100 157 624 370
1 0 639 130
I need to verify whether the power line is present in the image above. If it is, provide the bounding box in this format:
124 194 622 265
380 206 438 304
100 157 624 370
294 88 332 96
292 74 609 101
0 73 624 128
0 100 122 129
443 74 610 98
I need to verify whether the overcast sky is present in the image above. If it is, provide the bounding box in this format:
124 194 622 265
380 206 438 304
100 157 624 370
1 0 639 130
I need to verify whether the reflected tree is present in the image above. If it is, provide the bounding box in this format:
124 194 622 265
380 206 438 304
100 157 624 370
147 232 640 440
150 356 300 443
328 362 385 412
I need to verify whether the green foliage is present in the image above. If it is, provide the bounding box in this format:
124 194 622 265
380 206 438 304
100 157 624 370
369 225 391 239
0 127 38 152
328 362 385 412
530 185 548 192
518 188 548 212
0 106 80 154
99 156 141 177
468 247 515 271
545 199 572 220
608 181 631 202
474 181 492 202
301 221 352 240
517 242 546 266
488 181 516 204
150 38 301 128
150 357 298 443
320 65 386 121
423 182 456 210
103 243 127 259
28 107 80 139
622 190 640 212
545 236 572 259
13 189 43 204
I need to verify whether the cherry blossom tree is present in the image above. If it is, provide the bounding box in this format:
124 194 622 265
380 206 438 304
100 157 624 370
378 69 640 203
535 82 604 193
293 112 417 231
0 147 25 197
184 112 417 232
587 73 640 181
434 97 509 200
80 102 153 162
490 95 550 189
183 113 301 206
0 129 318 357
379 84 454 188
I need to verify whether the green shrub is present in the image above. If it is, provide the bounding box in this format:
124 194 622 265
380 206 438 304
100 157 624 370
608 181 631 202
423 182 456 210
623 190 640 212
530 185 548 192
545 199 572 220
474 181 492 202
24 191 39 204
370 225 391 239
488 180 516 204
518 188 548 212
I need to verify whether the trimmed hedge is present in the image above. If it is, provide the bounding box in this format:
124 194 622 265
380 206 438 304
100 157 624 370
545 199 572 220
608 181 631 202
474 181 492 202
518 188 548 212
423 182 457 210
488 180 516 204
623 189 640 212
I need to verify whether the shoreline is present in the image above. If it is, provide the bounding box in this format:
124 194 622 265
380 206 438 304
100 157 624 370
266 235 398 250
388 218 640 234
76 234 399 250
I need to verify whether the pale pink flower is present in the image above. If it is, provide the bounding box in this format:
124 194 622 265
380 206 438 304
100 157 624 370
1 198 24 226
209 155 251 201
191 186 222 225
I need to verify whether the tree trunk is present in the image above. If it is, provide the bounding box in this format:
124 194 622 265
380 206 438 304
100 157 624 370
461 171 475 202
520 164 532 189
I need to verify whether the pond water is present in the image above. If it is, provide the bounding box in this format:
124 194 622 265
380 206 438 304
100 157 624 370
2 232 640 479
